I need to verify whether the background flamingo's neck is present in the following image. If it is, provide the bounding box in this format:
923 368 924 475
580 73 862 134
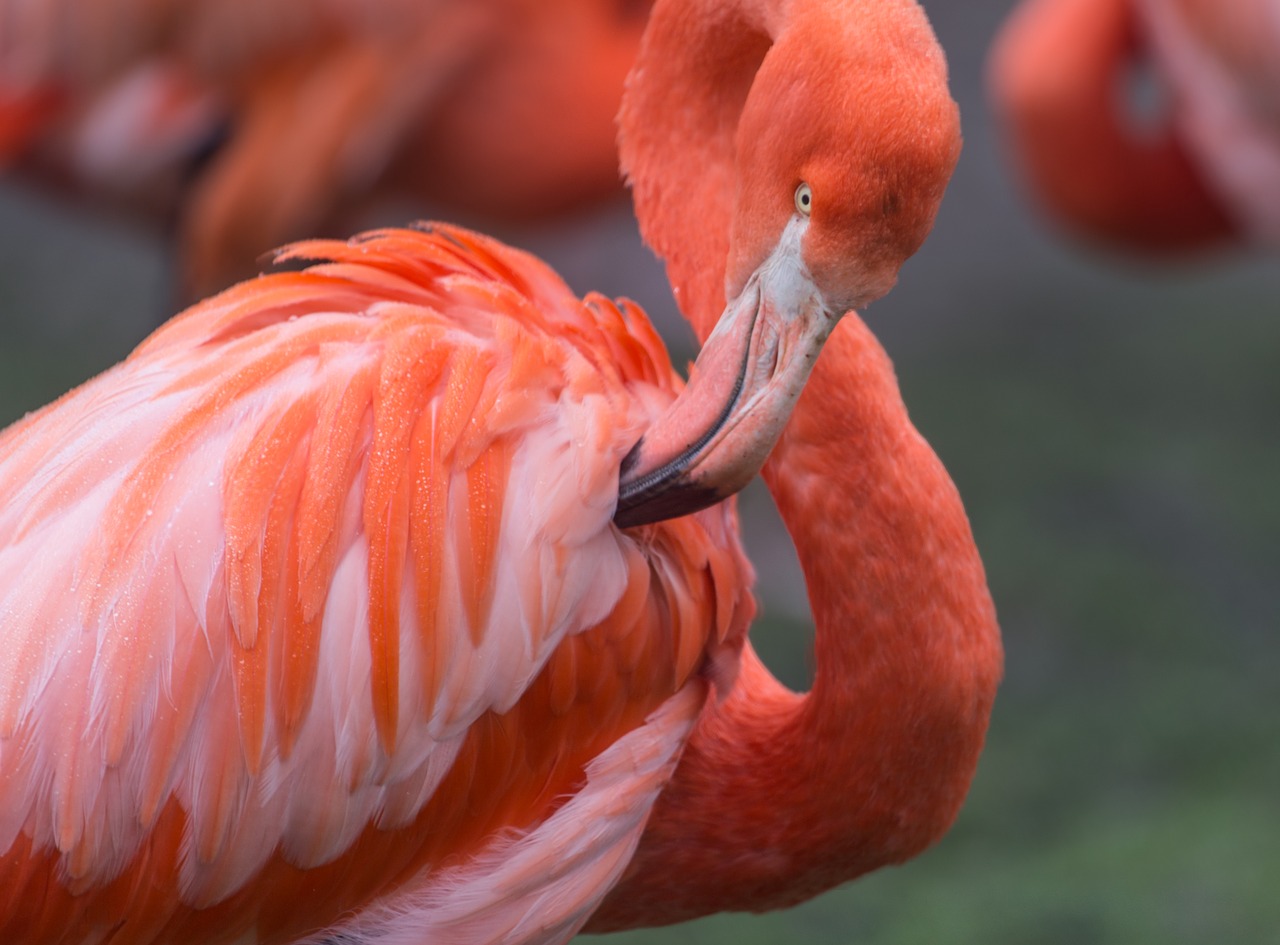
589 318 1002 929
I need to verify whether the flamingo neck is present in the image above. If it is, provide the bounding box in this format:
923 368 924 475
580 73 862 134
619 0 777 341
593 0 999 925
588 317 1003 929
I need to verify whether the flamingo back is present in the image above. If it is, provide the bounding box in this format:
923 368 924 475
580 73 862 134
0 225 754 944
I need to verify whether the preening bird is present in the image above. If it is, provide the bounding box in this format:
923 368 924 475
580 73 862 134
0 0 649 296
988 0 1280 254
0 0 1002 942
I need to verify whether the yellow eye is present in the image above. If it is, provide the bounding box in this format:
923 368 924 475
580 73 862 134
795 182 812 216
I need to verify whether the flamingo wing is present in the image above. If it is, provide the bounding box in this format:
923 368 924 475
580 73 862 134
0 225 753 944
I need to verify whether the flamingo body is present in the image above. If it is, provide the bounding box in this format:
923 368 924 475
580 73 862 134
0 0 1001 940
0 225 752 944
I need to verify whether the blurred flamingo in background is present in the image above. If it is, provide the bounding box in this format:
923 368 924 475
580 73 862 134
0 0 1001 941
0 0 650 297
988 0 1280 255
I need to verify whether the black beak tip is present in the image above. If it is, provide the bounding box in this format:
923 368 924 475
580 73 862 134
613 479 725 529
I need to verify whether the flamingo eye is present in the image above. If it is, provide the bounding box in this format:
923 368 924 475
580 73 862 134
794 182 813 216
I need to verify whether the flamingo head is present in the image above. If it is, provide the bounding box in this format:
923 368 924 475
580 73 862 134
615 0 959 527
728 6 961 313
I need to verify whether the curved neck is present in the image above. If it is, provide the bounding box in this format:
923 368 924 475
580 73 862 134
588 317 1002 930
590 0 1000 928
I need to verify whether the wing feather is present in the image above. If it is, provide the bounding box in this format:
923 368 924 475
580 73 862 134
0 224 755 943
364 322 452 752
310 684 706 945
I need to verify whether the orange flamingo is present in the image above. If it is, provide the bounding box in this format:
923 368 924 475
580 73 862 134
988 0 1280 254
0 0 1001 941
0 0 649 296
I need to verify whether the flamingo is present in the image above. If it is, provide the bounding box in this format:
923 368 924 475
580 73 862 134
0 0 1002 941
0 0 650 296
988 0 1280 254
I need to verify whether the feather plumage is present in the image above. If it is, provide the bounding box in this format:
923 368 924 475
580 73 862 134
0 224 752 943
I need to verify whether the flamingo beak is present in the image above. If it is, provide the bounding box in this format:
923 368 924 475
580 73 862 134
614 220 838 528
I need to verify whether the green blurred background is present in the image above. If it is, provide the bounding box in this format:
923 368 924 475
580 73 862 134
1 1 1277 942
